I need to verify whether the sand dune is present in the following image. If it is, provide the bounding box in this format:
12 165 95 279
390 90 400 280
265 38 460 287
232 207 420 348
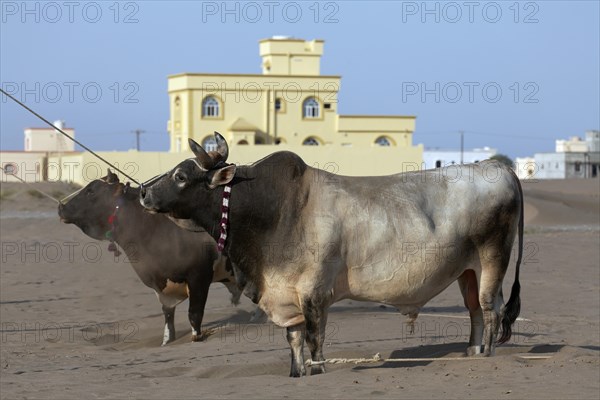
1 179 598 399
522 179 600 228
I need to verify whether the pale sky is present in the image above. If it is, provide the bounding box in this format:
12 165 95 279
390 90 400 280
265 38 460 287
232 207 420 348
1 0 599 159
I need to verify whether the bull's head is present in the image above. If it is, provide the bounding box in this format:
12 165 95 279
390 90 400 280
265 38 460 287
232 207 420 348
58 169 125 240
139 132 236 223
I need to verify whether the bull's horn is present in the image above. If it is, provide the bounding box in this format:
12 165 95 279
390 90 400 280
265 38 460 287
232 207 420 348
214 132 229 162
189 138 214 169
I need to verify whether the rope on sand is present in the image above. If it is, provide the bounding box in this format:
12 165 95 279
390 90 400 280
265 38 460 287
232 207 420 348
305 352 552 366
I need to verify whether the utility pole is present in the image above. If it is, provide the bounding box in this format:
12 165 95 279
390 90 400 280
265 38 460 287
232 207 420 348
131 129 145 151
459 130 464 164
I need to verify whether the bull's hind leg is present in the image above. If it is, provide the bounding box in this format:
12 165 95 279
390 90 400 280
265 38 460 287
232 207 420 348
155 291 181 346
161 304 176 345
478 243 512 356
303 298 329 376
286 324 306 377
458 269 484 355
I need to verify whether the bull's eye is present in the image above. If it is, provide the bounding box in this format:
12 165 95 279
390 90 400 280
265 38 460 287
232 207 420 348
174 173 186 183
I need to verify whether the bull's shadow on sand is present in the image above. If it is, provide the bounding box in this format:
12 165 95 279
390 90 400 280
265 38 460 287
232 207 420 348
352 343 567 370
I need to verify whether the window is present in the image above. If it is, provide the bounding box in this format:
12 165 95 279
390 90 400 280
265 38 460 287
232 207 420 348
303 137 320 146
303 97 320 118
275 98 286 113
435 160 442 168
324 103 331 109
2 162 17 175
202 136 218 152
374 136 392 146
202 96 220 118
575 162 581 172
238 140 249 145
174 96 180 107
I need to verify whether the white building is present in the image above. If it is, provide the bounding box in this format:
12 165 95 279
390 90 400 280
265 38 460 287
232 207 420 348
1 121 78 182
423 147 497 169
24 120 75 152
518 131 599 180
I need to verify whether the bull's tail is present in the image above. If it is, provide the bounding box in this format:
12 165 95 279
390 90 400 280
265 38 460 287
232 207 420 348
498 171 524 344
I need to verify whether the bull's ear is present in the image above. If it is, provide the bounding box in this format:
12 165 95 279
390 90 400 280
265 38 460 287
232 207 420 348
208 164 236 189
106 169 120 184
189 138 214 169
214 132 229 161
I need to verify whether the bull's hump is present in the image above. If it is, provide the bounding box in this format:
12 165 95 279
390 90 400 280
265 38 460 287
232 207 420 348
250 151 309 181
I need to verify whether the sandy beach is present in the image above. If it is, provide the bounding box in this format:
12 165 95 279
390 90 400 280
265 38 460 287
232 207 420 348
1 178 598 399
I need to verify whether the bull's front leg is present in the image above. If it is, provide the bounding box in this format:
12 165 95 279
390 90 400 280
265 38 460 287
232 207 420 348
187 270 213 342
286 324 306 377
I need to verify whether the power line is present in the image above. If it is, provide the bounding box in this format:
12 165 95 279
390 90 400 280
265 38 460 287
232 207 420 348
131 129 145 151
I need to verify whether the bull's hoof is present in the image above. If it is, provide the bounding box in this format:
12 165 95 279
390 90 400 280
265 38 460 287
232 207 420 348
466 345 483 356
191 334 201 342
289 366 306 378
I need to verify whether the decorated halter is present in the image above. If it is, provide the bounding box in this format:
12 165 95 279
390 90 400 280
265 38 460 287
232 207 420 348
105 182 130 257
217 184 232 253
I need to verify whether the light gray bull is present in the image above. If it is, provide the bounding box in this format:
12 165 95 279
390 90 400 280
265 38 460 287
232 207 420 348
140 133 523 377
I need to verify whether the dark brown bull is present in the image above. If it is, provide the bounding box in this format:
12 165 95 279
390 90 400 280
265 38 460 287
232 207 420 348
58 170 242 345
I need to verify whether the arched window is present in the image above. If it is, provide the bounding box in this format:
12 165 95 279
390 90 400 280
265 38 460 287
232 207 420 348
237 140 249 145
303 97 320 118
2 162 18 175
202 136 218 152
374 136 392 146
202 96 220 118
174 96 180 107
303 137 320 146
435 160 442 168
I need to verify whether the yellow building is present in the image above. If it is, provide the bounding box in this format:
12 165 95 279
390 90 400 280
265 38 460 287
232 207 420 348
167 37 419 155
47 37 422 186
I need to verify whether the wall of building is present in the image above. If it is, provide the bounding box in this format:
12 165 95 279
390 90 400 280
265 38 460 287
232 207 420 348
24 128 75 152
0 152 48 182
534 153 567 179
167 73 343 150
48 144 424 186
422 148 497 169
515 157 536 179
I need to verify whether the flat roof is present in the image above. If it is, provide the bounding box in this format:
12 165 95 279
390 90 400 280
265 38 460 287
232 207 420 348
168 72 341 79
25 127 74 130
339 115 416 119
